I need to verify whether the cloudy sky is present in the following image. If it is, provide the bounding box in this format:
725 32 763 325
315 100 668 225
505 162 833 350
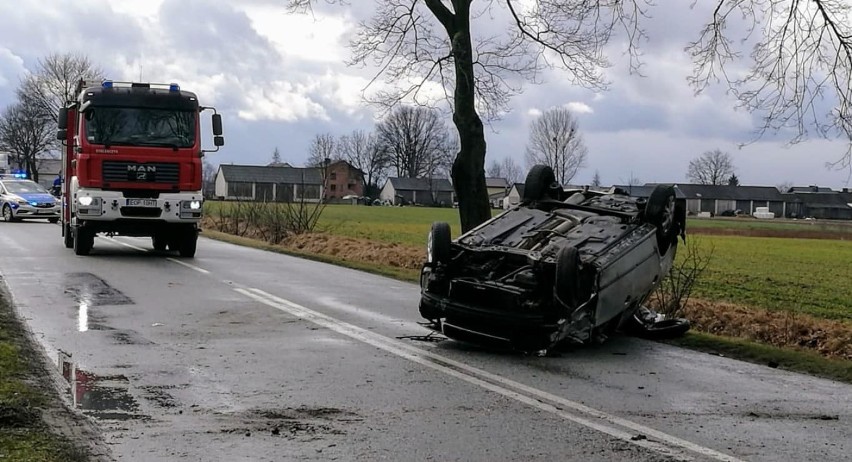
1 0 849 189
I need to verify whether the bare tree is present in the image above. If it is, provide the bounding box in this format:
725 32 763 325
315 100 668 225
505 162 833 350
287 1 645 231
591 170 603 187
376 106 453 180
687 149 735 185
17 52 104 124
0 101 54 182
776 181 794 193
306 133 337 167
487 156 524 184
688 1 852 173
337 130 390 198
525 107 588 184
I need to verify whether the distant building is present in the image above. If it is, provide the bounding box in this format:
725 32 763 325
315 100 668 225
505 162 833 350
324 160 365 200
380 177 454 206
214 164 324 202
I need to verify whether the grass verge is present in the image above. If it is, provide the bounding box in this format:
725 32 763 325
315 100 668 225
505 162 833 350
665 332 852 384
200 227 852 384
0 290 91 461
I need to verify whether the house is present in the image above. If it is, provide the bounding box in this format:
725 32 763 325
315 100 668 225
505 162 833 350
325 160 365 201
643 184 786 217
214 164 324 202
785 187 852 219
380 177 454 206
36 158 62 189
503 183 525 209
486 177 509 196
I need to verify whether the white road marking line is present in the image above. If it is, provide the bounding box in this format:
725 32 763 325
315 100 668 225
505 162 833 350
165 258 211 274
102 236 211 274
237 287 744 462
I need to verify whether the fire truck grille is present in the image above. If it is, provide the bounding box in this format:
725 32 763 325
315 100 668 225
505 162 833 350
102 161 180 184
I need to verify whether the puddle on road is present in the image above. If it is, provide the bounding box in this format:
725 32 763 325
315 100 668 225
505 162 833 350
64 272 133 306
60 354 148 422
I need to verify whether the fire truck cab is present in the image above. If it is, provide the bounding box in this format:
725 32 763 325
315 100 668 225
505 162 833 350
56 80 223 257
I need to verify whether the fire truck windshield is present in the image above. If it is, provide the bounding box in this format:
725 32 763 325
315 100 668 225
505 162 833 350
84 107 196 148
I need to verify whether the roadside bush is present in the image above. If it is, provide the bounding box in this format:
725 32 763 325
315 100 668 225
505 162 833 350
208 198 326 244
651 236 714 318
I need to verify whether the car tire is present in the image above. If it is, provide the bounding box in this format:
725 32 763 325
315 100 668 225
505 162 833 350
177 229 197 258
523 165 557 203
427 222 451 265
48 217 59 224
73 228 94 256
554 246 582 309
634 318 690 339
2 204 16 222
63 223 73 249
645 184 677 253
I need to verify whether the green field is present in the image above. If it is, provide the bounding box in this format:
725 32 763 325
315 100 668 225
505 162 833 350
687 236 852 320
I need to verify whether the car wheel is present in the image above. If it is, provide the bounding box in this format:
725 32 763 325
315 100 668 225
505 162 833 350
523 165 557 203
63 223 73 249
2 204 16 222
427 222 451 265
554 246 582 309
48 217 59 224
73 228 94 256
645 184 677 253
178 229 198 258
634 318 690 339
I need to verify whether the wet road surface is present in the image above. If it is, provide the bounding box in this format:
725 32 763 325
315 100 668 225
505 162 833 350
0 220 850 461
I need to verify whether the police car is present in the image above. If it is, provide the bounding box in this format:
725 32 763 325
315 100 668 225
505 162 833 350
0 174 60 223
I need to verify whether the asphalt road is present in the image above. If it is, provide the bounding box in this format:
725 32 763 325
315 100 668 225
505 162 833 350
0 220 849 461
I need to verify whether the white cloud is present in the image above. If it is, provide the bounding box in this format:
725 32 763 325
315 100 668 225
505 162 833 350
565 102 593 114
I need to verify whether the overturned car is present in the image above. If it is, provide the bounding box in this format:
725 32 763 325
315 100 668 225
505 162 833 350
419 165 689 352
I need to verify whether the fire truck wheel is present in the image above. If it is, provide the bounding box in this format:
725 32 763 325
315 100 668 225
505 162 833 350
152 234 167 251
73 228 94 256
63 224 73 249
178 230 197 258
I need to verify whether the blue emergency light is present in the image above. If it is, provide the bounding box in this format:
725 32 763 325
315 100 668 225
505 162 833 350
102 80 113 88
169 83 180 92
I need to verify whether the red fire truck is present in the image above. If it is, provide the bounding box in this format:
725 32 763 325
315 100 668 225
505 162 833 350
56 80 223 257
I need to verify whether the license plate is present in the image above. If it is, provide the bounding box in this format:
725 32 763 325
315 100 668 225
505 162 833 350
36 209 53 214
126 199 157 207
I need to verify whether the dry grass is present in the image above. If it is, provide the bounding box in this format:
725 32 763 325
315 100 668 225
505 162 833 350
285 233 424 270
683 299 852 360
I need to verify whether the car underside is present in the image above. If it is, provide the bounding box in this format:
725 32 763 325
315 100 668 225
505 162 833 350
419 165 688 352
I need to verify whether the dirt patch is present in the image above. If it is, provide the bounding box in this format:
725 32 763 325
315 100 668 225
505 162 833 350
683 299 852 360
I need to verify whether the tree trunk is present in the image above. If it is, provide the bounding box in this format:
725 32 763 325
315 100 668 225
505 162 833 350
450 12 490 233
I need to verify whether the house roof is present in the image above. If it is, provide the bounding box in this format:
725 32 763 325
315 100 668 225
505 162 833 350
789 186 835 193
489 191 507 200
509 183 525 197
387 177 454 192
665 184 785 201
218 164 323 184
485 177 509 189
793 192 852 208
